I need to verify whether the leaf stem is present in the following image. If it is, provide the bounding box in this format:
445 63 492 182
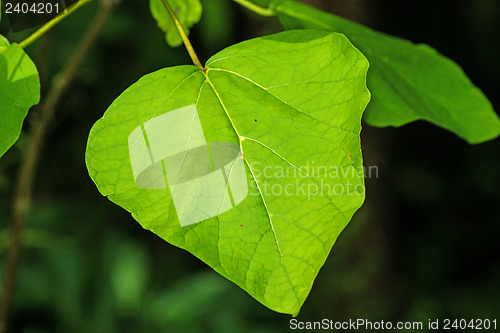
233 0 276 16
0 2 114 332
159 0 203 70
18 0 91 49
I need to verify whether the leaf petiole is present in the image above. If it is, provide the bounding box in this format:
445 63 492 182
233 0 276 17
18 0 92 49
159 0 204 70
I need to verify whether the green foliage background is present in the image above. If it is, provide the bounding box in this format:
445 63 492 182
0 0 499 331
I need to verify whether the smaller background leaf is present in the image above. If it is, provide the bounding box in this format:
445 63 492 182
150 0 202 47
272 0 500 144
0 34 40 158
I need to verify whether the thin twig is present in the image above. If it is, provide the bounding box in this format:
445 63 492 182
0 2 115 332
233 0 276 16
19 0 92 49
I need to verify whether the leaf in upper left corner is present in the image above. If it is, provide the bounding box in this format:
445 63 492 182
0 34 40 158
150 0 202 47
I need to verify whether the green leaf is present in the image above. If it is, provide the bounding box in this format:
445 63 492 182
85 30 370 315
0 34 40 158
272 0 500 144
150 0 202 47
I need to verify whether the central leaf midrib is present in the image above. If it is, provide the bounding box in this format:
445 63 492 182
201 70 285 266
200 67 350 308
204 67 354 222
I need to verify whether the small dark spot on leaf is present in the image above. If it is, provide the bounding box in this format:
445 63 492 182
254 119 257 122
258 226 261 228
240 224 243 227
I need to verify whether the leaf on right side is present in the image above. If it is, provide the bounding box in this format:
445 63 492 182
272 0 500 144
0 34 40 158
150 0 202 47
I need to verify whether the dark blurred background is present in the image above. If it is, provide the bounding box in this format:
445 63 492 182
0 0 499 332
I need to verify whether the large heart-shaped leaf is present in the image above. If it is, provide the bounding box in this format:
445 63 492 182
273 0 500 144
85 30 370 315
0 34 40 158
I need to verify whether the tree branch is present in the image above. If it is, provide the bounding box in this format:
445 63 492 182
19 0 92 49
0 2 115 332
